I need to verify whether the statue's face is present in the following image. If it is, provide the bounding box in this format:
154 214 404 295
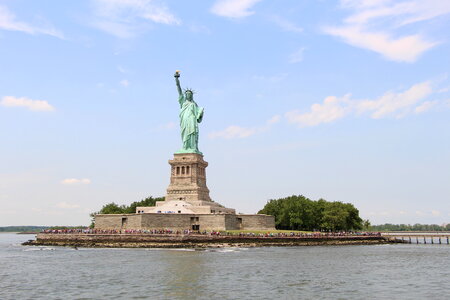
185 91 193 101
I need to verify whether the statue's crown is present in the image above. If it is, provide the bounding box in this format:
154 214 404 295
184 88 195 94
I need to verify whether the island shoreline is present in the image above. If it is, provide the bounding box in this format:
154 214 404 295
23 233 402 248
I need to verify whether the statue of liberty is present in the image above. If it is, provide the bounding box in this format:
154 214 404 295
174 71 204 154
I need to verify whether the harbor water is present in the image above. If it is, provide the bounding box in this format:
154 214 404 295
1 233 449 300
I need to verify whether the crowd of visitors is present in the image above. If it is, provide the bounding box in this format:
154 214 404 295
41 228 380 237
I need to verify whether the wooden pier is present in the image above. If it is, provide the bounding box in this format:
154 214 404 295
382 233 450 245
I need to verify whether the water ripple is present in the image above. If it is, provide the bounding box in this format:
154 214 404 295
0 234 449 300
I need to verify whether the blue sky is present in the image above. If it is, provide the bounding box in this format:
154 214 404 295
0 0 449 226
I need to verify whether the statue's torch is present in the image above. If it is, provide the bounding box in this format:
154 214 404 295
174 70 180 78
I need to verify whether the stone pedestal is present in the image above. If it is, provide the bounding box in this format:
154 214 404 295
165 153 211 203
146 153 236 214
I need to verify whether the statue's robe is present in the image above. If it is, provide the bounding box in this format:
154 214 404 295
179 94 203 152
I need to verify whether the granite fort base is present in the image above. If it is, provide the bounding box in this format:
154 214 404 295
95 153 275 231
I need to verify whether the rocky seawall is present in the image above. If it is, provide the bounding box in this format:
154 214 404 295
23 233 402 248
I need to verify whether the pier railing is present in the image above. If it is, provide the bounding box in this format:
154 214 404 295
382 233 450 244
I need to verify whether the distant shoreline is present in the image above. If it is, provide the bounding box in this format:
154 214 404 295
23 233 401 248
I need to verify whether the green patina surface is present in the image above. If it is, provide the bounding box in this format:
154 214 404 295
174 71 203 155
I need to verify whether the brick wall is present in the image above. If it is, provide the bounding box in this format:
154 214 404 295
95 213 275 231
198 215 226 230
240 214 275 230
95 214 141 230
141 214 192 230
225 214 240 230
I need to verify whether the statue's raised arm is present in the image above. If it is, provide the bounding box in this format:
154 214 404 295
174 71 182 97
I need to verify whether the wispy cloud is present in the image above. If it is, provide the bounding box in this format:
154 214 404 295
323 0 450 62
61 178 91 185
209 114 280 139
286 80 441 127
356 81 433 119
431 210 441 216
252 73 288 83
151 121 176 132
270 15 303 33
211 0 261 19
324 26 436 63
120 79 130 87
1 96 55 112
289 47 305 63
267 114 281 125
56 202 81 209
209 125 257 139
0 5 64 39
117 66 128 73
414 101 437 114
188 23 211 34
367 209 445 218
91 0 180 38
286 95 352 127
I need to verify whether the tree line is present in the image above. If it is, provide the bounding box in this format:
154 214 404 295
0 226 87 232
89 196 164 227
370 223 450 231
91 196 165 215
0 226 49 232
258 195 366 231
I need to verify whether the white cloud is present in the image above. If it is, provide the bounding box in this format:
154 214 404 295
188 23 211 34
92 0 180 38
285 95 351 127
289 47 305 64
324 26 436 63
267 114 281 125
324 0 450 62
252 73 288 83
1 96 55 112
151 121 176 132
0 5 64 39
270 15 303 33
414 100 437 114
209 125 257 139
61 178 91 185
56 202 81 209
356 81 433 118
286 80 438 127
0 209 16 215
431 210 441 216
120 79 130 87
160 121 175 130
117 66 128 73
211 0 261 19
341 0 450 27
209 115 279 139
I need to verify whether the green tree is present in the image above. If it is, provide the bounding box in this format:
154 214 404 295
321 201 349 231
90 196 164 227
98 203 126 214
363 219 371 230
123 196 165 214
370 223 448 232
259 195 364 231
343 203 363 230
